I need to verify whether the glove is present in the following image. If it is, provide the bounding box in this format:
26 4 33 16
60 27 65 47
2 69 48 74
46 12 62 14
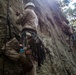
16 11 20 16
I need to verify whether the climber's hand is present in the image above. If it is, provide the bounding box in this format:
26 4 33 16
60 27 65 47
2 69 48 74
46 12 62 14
16 11 20 16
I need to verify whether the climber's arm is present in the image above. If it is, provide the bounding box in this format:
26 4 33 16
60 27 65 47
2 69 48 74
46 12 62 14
16 14 24 24
2 37 20 61
16 11 27 24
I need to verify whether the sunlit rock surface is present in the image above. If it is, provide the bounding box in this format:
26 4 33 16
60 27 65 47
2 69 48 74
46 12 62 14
0 0 76 75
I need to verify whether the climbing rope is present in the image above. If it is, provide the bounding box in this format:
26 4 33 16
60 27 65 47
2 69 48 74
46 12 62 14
2 0 11 75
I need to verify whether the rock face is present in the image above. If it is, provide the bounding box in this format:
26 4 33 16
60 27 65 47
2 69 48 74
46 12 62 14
0 0 76 75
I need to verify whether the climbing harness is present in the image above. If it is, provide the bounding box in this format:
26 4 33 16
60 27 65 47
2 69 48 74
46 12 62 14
21 28 46 67
14 28 46 68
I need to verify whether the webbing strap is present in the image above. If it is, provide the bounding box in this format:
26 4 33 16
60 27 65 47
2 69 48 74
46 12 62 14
21 29 37 47
21 31 26 47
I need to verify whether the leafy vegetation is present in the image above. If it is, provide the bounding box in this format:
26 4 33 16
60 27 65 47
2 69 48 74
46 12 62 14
60 0 76 27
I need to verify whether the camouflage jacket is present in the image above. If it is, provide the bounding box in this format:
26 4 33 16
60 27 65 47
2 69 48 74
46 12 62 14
2 37 20 61
16 8 38 31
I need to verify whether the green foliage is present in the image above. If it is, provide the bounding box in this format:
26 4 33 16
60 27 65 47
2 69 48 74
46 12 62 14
61 0 76 17
67 7 73 15
63 0 69 3
63 0 70 5
73 3 76 7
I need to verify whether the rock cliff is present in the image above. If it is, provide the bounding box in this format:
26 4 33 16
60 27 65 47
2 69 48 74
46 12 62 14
0 0 76 75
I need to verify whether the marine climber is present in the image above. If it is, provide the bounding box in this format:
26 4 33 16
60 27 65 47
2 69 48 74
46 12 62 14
15 2 40 74
16 1 45 72
16 2 38 47
2 2 39 75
